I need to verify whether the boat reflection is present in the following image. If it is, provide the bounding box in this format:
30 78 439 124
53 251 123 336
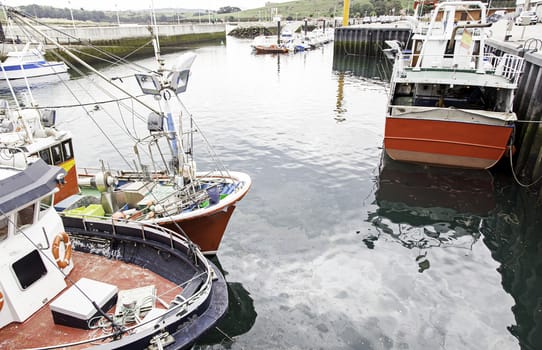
194 256 257 347
332 50 392 81
481 179 542 349
334 72 347 122
367 154 496 272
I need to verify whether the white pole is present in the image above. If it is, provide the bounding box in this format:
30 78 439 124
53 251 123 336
68 1 76 36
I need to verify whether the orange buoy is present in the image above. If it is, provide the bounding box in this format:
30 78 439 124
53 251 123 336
0 291 4 311
52 232 72 269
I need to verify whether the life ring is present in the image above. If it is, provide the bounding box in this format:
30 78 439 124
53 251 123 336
52 232 72 269
0 291 4 311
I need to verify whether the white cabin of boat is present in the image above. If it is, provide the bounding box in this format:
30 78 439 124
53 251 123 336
0 159 69 329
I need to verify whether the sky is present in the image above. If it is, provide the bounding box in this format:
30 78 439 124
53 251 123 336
3 0 287 11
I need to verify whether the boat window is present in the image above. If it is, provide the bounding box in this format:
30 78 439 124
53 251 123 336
39 148 52 165
51 144 62 165
12 249 47 290
39 195 53 219
62 140 73 161
0 216 8 241
17 203 35 229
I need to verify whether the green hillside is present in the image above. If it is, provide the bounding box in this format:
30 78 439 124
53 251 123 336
201 0 408 22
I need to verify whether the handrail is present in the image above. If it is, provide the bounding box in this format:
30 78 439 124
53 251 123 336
395 52 524 85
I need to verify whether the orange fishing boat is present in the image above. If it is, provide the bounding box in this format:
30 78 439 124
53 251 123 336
0 8 251 255
384 1 524 169
0 159 228 349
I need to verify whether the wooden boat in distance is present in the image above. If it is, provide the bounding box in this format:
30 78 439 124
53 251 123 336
254 44 289 54
0 159 228 349
383 1 525 169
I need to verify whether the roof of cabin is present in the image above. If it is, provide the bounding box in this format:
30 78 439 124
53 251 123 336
0 159 64 214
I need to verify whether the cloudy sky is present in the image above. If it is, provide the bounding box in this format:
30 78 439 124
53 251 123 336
3 0 288 11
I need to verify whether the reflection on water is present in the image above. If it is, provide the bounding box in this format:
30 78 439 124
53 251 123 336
482 176 542 350
334 72 346 122
195 257 257 347
332 48 393 82
368 154 495 273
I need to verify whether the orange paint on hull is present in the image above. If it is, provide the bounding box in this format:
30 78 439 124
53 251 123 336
55 165 79 204
161 204 236 254
384 117 513 169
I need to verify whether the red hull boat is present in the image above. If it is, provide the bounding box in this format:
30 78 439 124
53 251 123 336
383 1 524 169
385 117 514 169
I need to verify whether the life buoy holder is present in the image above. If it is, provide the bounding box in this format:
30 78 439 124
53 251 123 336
52 232 72 269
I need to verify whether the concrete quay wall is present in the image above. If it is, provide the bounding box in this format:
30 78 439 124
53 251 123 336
19 23 227 65
8 23 225 44
486 21 542 188
333 23 411 57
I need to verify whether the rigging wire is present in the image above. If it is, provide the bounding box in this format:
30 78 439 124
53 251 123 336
7 7 156 75
176 95 231 178
42 55 135 170
45 47 151 145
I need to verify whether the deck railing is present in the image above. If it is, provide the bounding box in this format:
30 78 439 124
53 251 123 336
394 51 525 85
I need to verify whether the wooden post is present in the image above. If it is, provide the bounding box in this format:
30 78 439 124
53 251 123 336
277 20 281 45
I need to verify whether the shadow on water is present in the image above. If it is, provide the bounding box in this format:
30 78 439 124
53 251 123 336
194 256 257 348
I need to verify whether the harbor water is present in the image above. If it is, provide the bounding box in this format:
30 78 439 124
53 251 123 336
7 36 542 349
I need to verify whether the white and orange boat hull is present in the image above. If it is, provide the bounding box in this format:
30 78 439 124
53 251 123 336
384 117 514 169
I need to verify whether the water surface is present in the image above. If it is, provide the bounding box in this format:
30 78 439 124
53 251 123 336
8 36 542 350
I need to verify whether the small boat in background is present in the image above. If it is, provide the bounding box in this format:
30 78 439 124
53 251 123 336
0 42 68 87
254 44 289 54
251 35 289 54
384 1 525 169
0 159 228 349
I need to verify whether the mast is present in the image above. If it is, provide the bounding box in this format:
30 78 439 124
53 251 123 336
149 1 181 173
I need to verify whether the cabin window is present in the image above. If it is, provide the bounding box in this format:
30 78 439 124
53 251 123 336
39 149 52 165
12 249 47 289
0 216 8 241
51 144 62 165
17 204 35 229
62 140 73 161
39 195 53 219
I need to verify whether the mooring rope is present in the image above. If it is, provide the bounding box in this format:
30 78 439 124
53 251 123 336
508 141 542 188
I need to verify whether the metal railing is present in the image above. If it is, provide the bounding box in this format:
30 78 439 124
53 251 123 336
396 52 525 85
